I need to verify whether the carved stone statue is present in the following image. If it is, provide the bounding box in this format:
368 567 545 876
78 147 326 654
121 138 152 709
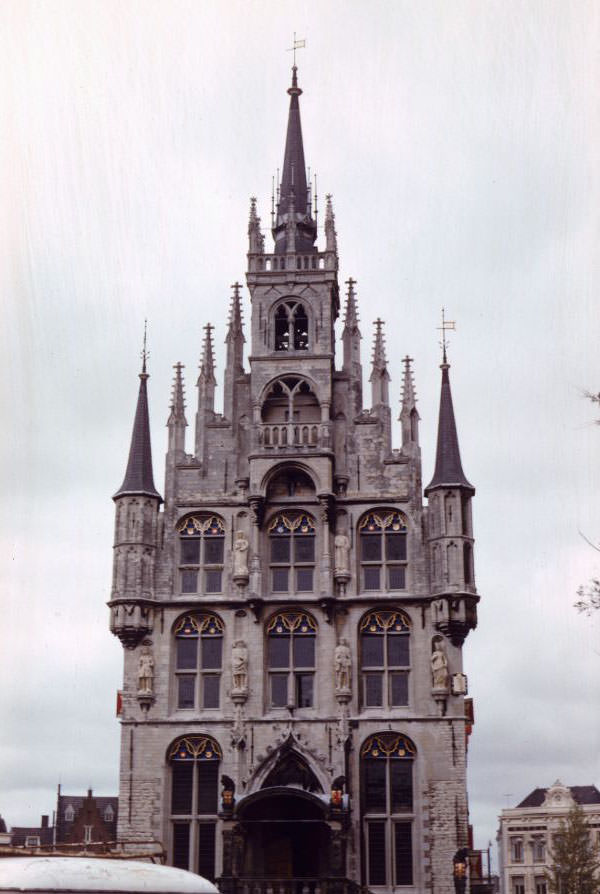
431 639 449 691
137 646 154 694
334 639 352 692
231 640 248 692
233 531 249 577
334 533 350 574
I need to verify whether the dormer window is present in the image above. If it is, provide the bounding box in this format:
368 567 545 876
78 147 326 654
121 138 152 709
64 804 75 822
274 301 309 351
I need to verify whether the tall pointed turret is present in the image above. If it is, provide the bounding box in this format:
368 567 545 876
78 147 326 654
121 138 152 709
425 357 474 494
197 323 217 412
342 277 362 415
369 318 390 407
114 344 161 501
167 362 187 456
400 355 420 449
224 283 245 421
272 66 317 254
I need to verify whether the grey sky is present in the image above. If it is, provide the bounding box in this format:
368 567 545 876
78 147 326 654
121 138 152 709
1 0 599 863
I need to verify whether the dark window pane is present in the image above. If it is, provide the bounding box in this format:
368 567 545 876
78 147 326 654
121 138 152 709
368 822 387 886
388 635 409 667
296 673 313 707
390 672 409 706
394 822 413 885
293 635 315 668
204 537 224 564
294 537 315 563
271 673 288 707
364 567 380 590
271 537 291 563
203 675 220 709
362 634 384 667
268 636 289 668
181 570 198 593
365 673 383 707
201 637 222 669
386 532 407 561
177 675 195 709
177 638 198 670
388 566 406 590
296 568 313 591
171 762 193 814
390 761 413 812
172 822 190 870
272 568 289 591
361 534 381 562
197 760 219 814
205 570 222 593
364 760 386 812
181 539 200 564
197 822 216 881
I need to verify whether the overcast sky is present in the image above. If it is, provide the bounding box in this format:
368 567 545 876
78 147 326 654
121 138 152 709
1 0 599 866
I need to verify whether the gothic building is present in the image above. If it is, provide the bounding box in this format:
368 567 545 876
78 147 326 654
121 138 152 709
108 65 479 894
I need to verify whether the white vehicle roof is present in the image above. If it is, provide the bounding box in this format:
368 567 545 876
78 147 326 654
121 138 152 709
0 857 219 894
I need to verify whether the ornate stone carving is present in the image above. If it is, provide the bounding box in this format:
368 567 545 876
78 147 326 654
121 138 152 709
137 646 154 694
233 531 249 580
334 639 352 693
431 637 449 692
231 640 248 694
334 532 350 577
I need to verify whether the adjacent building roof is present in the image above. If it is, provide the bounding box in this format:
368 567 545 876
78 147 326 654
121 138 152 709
517 785 600 808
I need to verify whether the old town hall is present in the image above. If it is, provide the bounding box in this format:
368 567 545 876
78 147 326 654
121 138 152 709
108 63 479 894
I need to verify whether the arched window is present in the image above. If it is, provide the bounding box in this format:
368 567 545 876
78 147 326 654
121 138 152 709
174 614 224 710
266 611 317 708
360 610 411 708
177 515 225 595
169 735 221 879
359 511 408 592
273 301 309 351
268 513 316 593
361 732 416 887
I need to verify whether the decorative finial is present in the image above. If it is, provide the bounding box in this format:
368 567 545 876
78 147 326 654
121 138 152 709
141 319 149 377
438 307 456 365
231 281 242 299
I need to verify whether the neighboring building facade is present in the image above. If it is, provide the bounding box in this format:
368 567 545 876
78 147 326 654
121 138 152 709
10 815 53 848
55 787 118 846
108 65 480 893
497 780 600 894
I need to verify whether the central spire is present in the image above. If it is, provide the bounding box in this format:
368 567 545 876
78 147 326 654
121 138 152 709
272 66 317 254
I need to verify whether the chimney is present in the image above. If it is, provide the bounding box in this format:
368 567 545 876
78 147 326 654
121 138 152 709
41 815 49 828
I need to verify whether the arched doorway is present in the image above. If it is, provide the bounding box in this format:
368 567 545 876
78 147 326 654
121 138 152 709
236 788 330 880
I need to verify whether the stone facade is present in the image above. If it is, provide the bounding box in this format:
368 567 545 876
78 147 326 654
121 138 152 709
108 65 479 893
497 781 600 894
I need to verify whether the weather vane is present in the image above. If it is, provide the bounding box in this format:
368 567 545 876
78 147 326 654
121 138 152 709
287 33 306 67
141 319 149 374
437 307 456 363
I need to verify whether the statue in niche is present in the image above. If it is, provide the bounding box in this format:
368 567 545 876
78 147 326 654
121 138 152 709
334 639 352 692
431 638 449 691
231 640 248 692
233 531 249 577
334 532 350 574
137 646 154 694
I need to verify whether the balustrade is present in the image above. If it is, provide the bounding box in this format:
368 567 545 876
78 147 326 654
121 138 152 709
258 423 320 449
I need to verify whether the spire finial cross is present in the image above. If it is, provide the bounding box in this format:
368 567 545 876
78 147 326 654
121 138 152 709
287 33 306 68
438 307 456 364
345 277 356 293
141 318 149 375
231 282 242 298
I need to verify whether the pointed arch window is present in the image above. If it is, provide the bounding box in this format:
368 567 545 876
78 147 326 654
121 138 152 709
361 732 416 887
266 611 317 708
169 735 220 879
174 614 224 710
177 515 225 595
359 511 408 592
360 610 411 708
274 300 309 351
269 513 316 593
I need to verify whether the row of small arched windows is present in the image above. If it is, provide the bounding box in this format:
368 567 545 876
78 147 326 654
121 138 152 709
177 510 408 596
173 608 411 712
